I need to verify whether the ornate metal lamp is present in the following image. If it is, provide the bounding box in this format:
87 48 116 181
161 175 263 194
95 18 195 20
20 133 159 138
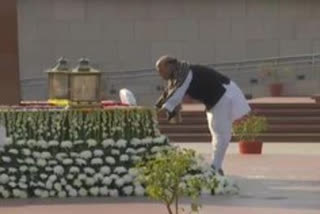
70 58 101 105
47 57 70 100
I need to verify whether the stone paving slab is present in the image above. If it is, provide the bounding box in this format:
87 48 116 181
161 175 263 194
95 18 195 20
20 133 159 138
0 143 319 214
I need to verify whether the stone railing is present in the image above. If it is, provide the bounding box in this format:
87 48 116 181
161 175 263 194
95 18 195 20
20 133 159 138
21 53 320 106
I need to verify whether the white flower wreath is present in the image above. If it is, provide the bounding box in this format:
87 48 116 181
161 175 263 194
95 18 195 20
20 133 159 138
102 177 112 185
100 166 111 175
116 139 127 148
100 187 109 196
87 139 97 147
109 189 119 197
53 165 64 175
114 167 127 174
91 158 103 165
80 151 92 159
123 185 133 195
105 157 116 165
61 141 73 149
130 138 141 147
93 150 104 157
102 139 115 148
0 174 9 184
49 140 59 147
120 154 129 162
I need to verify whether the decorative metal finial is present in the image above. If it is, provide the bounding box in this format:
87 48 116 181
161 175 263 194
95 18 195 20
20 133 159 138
53 57 69 71
78 58 91 72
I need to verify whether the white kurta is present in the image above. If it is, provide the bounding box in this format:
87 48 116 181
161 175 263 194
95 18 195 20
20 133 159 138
223 81 251 122
206 81 251 169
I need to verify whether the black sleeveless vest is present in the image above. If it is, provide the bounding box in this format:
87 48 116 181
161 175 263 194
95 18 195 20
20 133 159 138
186 65 230 110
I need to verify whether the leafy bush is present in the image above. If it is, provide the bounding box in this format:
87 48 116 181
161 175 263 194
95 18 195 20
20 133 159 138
136 147 219 214
233 115 268 142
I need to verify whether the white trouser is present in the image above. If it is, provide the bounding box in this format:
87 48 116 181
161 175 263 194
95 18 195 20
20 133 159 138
206 93 233 170
206 81 251 170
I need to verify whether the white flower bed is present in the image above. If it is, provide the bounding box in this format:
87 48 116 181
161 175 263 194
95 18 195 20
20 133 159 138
0 135 239 199
0 136 171 199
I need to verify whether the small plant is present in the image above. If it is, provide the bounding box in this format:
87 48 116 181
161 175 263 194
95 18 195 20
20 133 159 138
136 147 216 214
233 115 268 142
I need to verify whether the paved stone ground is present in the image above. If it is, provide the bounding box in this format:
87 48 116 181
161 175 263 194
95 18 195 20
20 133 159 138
0 143 319 214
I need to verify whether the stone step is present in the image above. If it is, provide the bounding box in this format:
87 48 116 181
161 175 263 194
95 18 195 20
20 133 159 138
158 117 207 125
157 111 205 118
158 101 320 142
159 116 320 125
167 133 320 143
158 109 320 119
159 125 209 133
160 124 320 134
250 103 320 109
266 117 320 124
253 109 320 117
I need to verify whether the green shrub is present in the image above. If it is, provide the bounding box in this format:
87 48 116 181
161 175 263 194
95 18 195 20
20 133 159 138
136 147 217 214
233 115 268 142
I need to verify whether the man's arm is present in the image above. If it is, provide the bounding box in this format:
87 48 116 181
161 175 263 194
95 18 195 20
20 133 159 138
155 71 192 122
155 89 168 110
162 71 193 113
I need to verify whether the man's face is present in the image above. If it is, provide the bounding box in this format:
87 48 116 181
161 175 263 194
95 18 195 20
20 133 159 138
157 62 171 80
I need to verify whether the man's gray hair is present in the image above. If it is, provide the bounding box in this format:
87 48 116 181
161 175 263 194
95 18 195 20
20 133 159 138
155 55 178 70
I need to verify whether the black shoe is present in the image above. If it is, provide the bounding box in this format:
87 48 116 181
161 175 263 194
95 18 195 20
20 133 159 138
211 165 225 176
218 169 225 176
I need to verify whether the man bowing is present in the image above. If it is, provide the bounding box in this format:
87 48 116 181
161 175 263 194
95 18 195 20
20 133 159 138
155 56 250 175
